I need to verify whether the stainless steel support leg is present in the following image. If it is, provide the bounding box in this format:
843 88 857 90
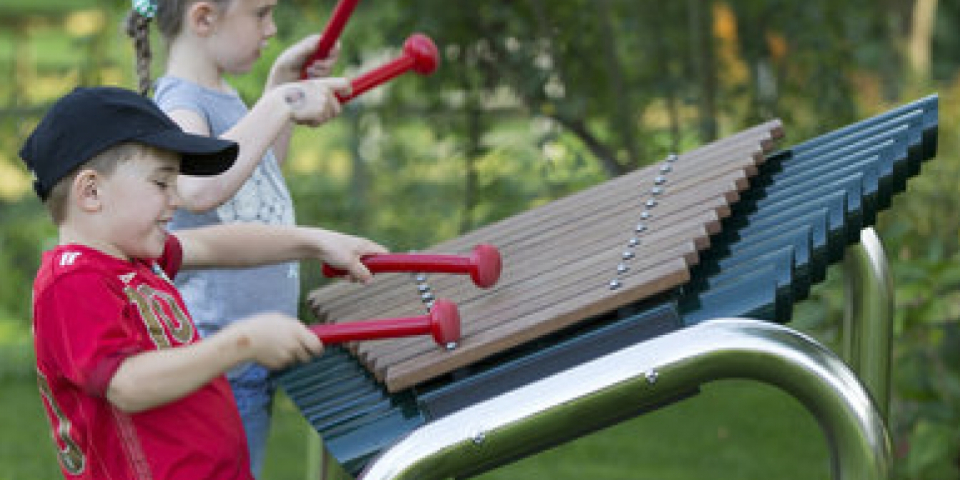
842 227 894 421
360 319 892 480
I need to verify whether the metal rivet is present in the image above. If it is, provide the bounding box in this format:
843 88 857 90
421 292 435 302
654 176 666 185
660 164 672 173
609 279 622 290
640 210 651 220
473 431 486 445
622 251 635 260
667 153 678 162
645 370 659 384
445 342 458 351
415 274 427 283
635 224 647 233
645 199 657 208
628 237 640 247
617 263 629 274
651 186 663 196
417 284 431 293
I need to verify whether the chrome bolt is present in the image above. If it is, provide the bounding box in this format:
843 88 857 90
617 263 629 274
418 284 431 293
645 199 658 208
415 273 427 283
628 237 640 247
667 153 678 162
445 342 458 351
472 431 486 445
609 279 622 290
651 186 663 196
645 369 659 384
622 251 635 260
635 223 647 233
640 210 651 220
660 164 672 173
654 176 666 185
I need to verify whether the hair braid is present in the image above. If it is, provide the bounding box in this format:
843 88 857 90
125 11 153 96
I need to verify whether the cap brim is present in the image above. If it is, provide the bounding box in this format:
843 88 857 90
136 129 238 176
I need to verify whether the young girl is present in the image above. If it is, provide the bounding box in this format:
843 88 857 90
126 0 352 475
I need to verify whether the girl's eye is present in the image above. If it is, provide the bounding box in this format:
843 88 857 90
154 181 168 189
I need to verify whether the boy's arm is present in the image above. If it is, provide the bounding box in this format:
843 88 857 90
107 313 321 412
175 224 387 283
166 78 349 213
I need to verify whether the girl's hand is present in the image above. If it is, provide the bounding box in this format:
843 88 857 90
279 78 351 127
269 34 341 86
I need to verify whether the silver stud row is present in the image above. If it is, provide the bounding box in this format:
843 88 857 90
412 272 435 311
609 153 678 290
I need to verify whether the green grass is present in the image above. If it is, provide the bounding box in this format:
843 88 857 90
0 376 831 480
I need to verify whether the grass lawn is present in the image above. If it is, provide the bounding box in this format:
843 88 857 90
0 375 830 480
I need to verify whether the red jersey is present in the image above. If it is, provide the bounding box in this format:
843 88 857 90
32 235 253 480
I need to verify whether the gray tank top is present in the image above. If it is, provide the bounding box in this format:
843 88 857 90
154 76 299 335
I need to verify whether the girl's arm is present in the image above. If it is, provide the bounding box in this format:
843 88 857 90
106 313 321 412
265 36 342 166
167 78 349 213
176 223 387 283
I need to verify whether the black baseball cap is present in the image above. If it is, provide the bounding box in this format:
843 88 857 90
19 86 238 200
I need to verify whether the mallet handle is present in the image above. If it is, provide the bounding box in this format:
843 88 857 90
300 0 361 79
323 244 501 288
310 299 460 345
337 33 439 103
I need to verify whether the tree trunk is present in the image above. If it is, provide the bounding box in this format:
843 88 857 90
906 0 937 83
347 107 368 231
687 0 718 142
598 0 642 170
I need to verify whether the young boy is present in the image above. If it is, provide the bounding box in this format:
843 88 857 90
20 86 385 480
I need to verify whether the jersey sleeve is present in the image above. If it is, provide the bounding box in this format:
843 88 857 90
157 234 184 280
34 271 143 398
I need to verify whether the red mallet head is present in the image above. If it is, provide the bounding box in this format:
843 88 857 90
429 299 461 346
469 244 502 289
404 33 439 75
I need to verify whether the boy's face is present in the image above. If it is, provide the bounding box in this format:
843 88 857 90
96 149 181 260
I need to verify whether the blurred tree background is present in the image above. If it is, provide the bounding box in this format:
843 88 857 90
1 0 959 479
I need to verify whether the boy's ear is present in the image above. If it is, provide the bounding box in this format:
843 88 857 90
188 2 220 36
73 169 102 212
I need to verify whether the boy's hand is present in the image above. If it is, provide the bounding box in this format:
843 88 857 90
227 313 324 369
312 230 389 284
270 35 341 85
280 78 351 127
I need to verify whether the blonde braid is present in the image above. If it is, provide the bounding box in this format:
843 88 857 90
125 11 153 96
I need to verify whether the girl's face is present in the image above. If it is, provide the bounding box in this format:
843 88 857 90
205 0 278 74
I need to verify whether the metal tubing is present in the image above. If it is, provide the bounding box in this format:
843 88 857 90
359 319 891 480
841 228 894 421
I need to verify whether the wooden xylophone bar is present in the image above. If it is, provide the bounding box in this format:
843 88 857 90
308 120 784 392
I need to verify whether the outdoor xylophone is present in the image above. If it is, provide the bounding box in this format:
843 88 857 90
277 95 939 480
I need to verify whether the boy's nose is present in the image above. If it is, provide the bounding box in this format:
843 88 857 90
168 186 182 209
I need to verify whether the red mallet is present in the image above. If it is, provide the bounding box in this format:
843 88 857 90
337 33 439 103
310 299 460 348
300 0 361 79
323 244 502 289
